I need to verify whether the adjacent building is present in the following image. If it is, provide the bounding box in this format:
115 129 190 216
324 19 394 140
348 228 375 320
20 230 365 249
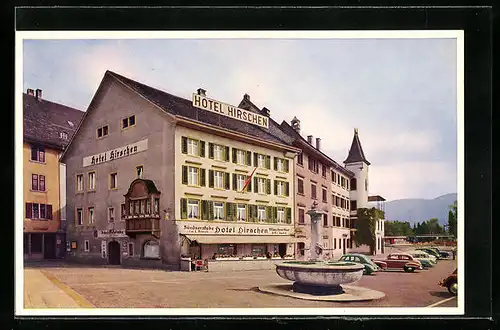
23 89 84 260
61 71 300 269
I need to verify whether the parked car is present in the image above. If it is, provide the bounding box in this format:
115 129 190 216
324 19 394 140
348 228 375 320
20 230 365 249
429 247 450 259
372 259 388 270
374 253 423 272
439 269 457 295
406 250 435 268
339 253 384 275
416 248 441 260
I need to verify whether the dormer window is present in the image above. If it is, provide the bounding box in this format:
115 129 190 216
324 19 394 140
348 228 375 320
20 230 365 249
67 120 74 127
60 132 68 140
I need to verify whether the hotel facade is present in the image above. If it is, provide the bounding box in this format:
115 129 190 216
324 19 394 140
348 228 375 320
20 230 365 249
61 71 300 269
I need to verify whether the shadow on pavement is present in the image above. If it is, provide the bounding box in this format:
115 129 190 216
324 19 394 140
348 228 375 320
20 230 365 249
429 290 454 299
23 260 174 271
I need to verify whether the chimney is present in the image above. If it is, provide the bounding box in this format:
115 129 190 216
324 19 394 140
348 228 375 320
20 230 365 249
307 135 313 144
35 89 42 100
243 93 250 101
316 137 321 151
27 88 34 96
291 116 301 133
197 88 206 96
262 107 270 117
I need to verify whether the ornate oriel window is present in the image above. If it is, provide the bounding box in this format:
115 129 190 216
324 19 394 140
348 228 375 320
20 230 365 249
123 179 161 238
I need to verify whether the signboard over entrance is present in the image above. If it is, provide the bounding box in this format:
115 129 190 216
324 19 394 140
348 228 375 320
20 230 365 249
178 221 293 236
97 229 128 238
192 94 269 129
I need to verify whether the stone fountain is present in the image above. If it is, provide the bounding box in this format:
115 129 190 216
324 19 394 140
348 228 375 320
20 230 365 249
259 201 385 301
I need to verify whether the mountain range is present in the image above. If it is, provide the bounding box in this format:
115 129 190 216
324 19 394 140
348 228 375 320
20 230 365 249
383 193 457 226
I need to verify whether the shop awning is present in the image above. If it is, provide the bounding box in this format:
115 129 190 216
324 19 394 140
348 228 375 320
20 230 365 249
182 235 298 244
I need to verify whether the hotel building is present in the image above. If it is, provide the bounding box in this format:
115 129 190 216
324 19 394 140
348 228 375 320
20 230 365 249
61 71 300 269
23 89 84 260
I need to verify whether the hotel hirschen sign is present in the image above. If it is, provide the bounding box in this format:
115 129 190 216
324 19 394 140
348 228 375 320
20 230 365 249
192 94 269 129
83 139 148 167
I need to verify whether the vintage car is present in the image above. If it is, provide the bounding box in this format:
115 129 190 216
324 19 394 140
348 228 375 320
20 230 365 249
416 248 441 260
339 253 386 275
429 247 450 259
406 250 435 268
439 269 457 295
374 253 422 272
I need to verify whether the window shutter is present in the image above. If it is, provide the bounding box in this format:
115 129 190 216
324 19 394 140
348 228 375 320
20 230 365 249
232 148 237 163
284 159 289 173
273 207 278 223
208 201 214 220
286 207 292 224
266 179 271 194
265 155 271 169
254 153 258 167
225 146 230 161
47 204 52 220
208 143 214 159
26 203 32 219
253 177 258 193
226 202 232 220
274 180 278 195
201 200 208 220
181 137 188 154
224 172 230 190
232 173 237 190
273 157 278 171
180 198 187 219
181 166 188 184
251 205 257 222
246 151 252 166
208 170 214 188
266 206 272 223
246 175 252 192
199 141 206 157
285 182 290 196
232 203 237 221
200 169 206 186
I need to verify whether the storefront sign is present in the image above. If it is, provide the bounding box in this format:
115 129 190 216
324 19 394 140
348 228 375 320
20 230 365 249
97 229 128 238
192 94 269 129
178 221 293 236
101 240 107 258
83 139 148 167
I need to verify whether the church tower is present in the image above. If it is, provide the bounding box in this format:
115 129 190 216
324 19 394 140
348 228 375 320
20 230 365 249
344 128 371 209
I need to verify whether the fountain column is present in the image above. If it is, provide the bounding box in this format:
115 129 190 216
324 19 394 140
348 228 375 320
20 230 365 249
306 201 323 260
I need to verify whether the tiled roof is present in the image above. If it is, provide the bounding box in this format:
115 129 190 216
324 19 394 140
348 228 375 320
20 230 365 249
23 93 84 150
107 71 291 146
344 129 371 165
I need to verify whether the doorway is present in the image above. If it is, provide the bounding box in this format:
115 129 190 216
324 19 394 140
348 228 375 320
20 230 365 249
43 234 56 259
108 241 121 265
278 243 287 257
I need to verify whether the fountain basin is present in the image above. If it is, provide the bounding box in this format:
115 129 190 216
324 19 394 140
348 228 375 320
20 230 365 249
276 261 364 287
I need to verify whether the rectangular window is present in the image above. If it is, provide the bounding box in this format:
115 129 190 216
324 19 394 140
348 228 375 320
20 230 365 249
277 207 285 223
298 242 305 256
331 170 336 182
136 166 143 179
276 158 284 172
322 164 327 177
298 208 305 224
88 171 96 190
187 199 200 219
322 187 327 203
146 200 151 214
154 198 159 214
97 125 109 138
88 207 94 224
214 171 224 189
84 240 90 252
237 204 247 221
214 202 224 220
257 206 266 222
187 138 199 156
128 243 134 257
140 200 145 214
188 166 199 186
251 244 266 256
122 115 136 129
236 174 246 191
31 174 38 191
297 178 304 194
76 174 84 192
297 153 303 166
121 204 126 219
350 200 357 210
217 244 236 255
39 175 45 191
76 208 83 225
108 207 115 223
135 201 140 214
323 214 328 227
257 154 266 168
30 145 45 162
311 183 317 199
257 177 266 194
39 204 46 219
236 149 246 165
214 144 224 161
109 172 117 189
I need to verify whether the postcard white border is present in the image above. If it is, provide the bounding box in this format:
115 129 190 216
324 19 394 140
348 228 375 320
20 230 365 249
15 30 465 316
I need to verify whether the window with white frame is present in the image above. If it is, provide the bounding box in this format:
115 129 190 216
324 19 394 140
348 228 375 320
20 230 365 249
237 204 247 221
237 174 246 191
257 206 266 222
276 158 285 172
214 202 224 220
236 149 246 165
88 171 96 190
188 166 199 186
76 208 83 225
84 240 90 252
109 172 117 189
136 166 143 179
187 139 199 155
257 154 266 168
128 242 134 257
257 177 266 194
277 181 286 196
214 144 224 161
108 207 115 223
277 207 285 223
88 207 94 224
76 174 83 192
60 132 68 140
214 171 224 189
187 199 200 219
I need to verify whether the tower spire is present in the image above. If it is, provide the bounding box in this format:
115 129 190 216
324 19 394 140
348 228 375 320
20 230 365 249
344 128 370 165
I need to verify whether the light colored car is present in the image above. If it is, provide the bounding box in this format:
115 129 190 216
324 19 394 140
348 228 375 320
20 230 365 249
406 250 435 268
374 253 423 273
339 253 385 275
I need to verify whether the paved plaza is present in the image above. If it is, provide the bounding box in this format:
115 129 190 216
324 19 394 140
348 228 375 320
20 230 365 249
23 256 458 309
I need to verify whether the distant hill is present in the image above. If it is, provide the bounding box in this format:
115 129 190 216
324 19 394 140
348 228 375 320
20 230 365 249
384 193 457 226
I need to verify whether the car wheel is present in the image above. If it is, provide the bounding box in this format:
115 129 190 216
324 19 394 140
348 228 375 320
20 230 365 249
447 281 458 295
404 267 414 273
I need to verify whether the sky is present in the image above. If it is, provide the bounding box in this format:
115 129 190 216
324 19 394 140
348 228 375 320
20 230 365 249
22 35 459 201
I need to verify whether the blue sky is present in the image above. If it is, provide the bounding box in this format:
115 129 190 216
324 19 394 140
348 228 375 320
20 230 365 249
23 37 458 201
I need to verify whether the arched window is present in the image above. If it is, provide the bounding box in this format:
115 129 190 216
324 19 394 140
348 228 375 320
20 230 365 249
143 240 160 259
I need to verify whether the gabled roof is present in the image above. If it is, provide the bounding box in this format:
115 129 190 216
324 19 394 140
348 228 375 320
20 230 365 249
344 128 370 165
23 93 84 150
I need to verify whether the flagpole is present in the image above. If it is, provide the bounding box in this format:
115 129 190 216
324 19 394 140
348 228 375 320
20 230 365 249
240 167 257 192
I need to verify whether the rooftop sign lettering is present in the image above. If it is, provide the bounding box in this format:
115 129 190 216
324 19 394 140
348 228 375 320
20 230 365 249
192 94 269 129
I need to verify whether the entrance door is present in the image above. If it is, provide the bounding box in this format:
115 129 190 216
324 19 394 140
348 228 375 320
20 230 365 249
108 241 121 265
278 243 287 257
43 234 56 259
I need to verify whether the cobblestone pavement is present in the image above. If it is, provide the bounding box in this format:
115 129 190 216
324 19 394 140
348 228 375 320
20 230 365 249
24 258 458 309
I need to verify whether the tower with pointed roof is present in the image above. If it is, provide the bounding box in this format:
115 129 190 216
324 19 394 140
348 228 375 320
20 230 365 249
344 128 370 209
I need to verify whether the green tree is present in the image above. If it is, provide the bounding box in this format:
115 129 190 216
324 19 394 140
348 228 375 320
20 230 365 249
448 200 457 239
384 221 414 236
354 207 384 255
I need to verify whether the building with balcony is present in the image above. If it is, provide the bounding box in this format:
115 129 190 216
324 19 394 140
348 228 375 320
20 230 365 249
61 71 300 269
23 89 84 260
